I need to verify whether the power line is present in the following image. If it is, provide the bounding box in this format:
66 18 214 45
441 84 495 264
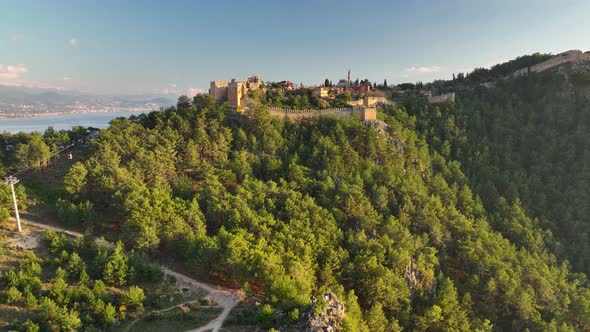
8 138 84 179
3 142 79 233
2 131 96 233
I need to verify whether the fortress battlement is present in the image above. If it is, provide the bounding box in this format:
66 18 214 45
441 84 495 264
512 50 590 77
266 106 376 122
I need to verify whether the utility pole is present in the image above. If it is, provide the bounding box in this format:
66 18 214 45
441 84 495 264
4 176 22 233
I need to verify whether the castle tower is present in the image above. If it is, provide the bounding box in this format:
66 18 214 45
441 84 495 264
228 79 243 110
347 69 351 84
209 81 229 102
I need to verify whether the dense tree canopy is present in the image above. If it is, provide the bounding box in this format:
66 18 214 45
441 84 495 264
3 56 590 330
402 66 590 276
52 90 590 331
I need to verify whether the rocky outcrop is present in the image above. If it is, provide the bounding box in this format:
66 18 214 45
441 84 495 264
302 292 345 332
405 258 437 299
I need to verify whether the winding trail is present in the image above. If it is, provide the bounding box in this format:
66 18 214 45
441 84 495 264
124 302 222 332
18 218 243 332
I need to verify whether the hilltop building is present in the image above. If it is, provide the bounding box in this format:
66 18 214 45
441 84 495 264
336 69 352 88
349 83 372 97
419 90 432 98
209 75 262 109
208 70 390 119
331 86 345 95
313 87 330 98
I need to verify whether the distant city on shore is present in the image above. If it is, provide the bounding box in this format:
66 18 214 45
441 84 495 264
0 86 175 119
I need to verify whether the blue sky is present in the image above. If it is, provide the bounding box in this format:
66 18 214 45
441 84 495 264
1 0 589 95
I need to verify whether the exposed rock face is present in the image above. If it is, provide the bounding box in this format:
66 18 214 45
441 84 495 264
405 257 437 299
303 292 345 332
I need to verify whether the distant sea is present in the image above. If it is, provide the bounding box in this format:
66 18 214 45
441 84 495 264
0 111 148 134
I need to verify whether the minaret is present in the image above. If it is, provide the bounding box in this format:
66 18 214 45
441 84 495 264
347 69 351 84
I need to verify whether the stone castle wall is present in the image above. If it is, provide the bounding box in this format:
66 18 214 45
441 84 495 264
348 96 392 107
512 50 590 77
228 81 243 109
348 99 365 107
364 95 391 107
209 75 262 109
209 81 229 101
267 106 376 121
428 92 455 104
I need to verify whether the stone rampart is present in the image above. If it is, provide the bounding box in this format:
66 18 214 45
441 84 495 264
267 106 376 121
428 92 455 104
512 50 590 77
349 96 392 107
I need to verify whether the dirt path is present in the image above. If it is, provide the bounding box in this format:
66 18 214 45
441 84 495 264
124 302 222 332
162 267 242 332
20 219 114 248
18 218 243 332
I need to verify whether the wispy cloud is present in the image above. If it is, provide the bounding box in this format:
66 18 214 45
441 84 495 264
186 87 204 97
404 66 442 73
68 37 78 46
63 76 73 81
0 64 29 79
0 80 65 90
152 85 204 96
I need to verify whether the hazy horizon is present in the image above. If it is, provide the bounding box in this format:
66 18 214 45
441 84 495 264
2 0 589 96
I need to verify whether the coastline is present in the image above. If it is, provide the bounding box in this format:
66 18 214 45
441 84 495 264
0 110 152 134
0 108 156 120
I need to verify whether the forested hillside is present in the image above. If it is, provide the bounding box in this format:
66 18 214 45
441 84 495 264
51 93 590 331
405 64 590 275
0 129 176 331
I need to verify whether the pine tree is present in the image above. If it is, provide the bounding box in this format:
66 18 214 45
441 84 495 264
123 285 146 312
103 241 128 286
92 279 107 300
366 303 389 332
103 303 116 325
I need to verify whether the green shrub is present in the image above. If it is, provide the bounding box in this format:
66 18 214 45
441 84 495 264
122 286 146 312
24 291 37 308
4 286 22 304
256 304 275 328
38 297 81 331
56 198 96 228
103 303 116 326
21 319 40 332
0 207 9 222
43 230 68 254
20 252 42 277
289 308 300 322
128 254 163 283
92 280 108 301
